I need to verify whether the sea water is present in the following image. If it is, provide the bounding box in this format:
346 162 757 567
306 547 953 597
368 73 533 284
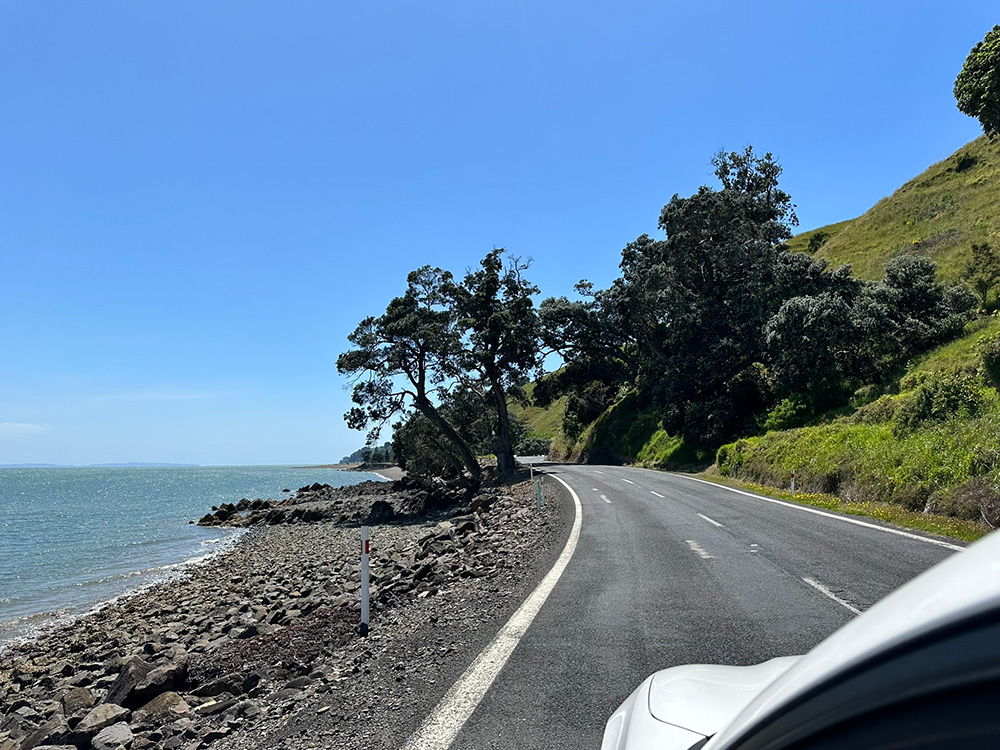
0 465 383 648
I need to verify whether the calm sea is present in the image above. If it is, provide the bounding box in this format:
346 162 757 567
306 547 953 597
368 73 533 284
0 465 383 648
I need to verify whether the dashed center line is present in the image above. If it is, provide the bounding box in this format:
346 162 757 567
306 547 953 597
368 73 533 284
621 478 635 485
600 495 611 504
803 577 862 615
685 540 713 560
593 470 606 475
697 513 724 528
650 491 664 499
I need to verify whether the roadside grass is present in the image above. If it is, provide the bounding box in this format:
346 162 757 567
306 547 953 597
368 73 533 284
694 473 990 543
788 136 1000 283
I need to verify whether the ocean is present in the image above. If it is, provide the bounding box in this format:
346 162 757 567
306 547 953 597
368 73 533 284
0 465 383 648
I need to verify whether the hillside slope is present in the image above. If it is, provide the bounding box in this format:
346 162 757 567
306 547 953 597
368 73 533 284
787 136 1000 281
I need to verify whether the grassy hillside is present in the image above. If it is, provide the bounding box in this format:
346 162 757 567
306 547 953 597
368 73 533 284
786 136 1000 281
508 382 565 441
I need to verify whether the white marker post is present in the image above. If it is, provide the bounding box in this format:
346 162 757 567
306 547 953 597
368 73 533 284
360 525 370 637
791 470 796 498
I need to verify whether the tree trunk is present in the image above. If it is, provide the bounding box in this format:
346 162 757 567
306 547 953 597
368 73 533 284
490 380 517 478
414 395 482 489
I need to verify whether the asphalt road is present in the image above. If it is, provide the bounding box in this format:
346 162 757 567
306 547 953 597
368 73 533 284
433 463 960 749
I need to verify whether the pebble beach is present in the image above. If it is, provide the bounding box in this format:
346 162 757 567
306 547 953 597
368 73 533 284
0 472 568 750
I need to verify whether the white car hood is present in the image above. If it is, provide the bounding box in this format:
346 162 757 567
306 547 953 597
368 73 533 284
647 657 801 737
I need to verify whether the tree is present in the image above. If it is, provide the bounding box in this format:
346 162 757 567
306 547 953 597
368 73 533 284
337 266 482 488
765 293 854 409
954 25 1000 137
447 249 541 477
963 241 1000 308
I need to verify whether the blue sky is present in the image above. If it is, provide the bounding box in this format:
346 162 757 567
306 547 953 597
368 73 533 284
0 1 994 465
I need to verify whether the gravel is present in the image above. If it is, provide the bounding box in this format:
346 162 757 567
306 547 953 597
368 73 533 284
0 472 570 750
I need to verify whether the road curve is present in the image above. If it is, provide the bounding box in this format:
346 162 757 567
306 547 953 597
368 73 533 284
433 463 960 749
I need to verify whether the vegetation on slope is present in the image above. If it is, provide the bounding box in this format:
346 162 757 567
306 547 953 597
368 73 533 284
787 136 1000 283
716 316 1000 531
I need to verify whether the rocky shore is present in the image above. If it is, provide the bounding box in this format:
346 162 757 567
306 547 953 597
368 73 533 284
0 472 569 750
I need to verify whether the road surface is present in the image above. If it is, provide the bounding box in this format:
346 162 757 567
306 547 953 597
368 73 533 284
409 463 961 749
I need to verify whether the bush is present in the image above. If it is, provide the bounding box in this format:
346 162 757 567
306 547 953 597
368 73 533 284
892 371 989 434
762 397 810 431
514 435 552 456
979 329 1000 388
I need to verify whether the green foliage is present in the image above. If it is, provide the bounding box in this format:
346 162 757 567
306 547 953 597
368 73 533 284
807 230 830 253
892 371 990 434
963 241 1000 307
762 397 811 431
794 136 1000 282
954 25 1000 137
978 326 1000 388
514 435 552 455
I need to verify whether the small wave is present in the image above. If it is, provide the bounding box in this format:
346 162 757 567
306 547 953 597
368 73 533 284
199 538 223 545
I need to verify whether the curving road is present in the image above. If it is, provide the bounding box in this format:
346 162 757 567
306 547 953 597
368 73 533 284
409 463 962 749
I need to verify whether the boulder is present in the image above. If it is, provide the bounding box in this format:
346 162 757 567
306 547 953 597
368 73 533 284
60 686 96 716
75 704 131 738
132 658 187 705
19 716 69 750
103 657 154 709
91 722 133 750
133 692 189 722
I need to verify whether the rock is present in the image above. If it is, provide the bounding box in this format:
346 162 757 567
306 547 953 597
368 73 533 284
61 686 96 716
283 676 315 690
132 659 187 704
103 657 155 708
91 722 133 750
193 697 238 717
133 692 189 722
75 704 132 738
191 672 243 697
368 500 395 523
19 716 69 750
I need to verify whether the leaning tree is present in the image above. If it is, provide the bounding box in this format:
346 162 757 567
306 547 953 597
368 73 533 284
336 266 482 488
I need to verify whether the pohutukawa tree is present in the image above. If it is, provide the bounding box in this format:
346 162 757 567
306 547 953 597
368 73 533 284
336 266 483 489
954 25 1000 137
447 249 542 478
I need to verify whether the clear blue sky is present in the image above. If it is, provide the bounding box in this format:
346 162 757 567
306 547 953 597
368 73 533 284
0 1 994 465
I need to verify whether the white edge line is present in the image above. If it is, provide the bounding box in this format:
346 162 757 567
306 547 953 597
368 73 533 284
673 475 964 552
650 491 664 499
621 478 635 485
685 540 713 560
803 577 862 615
697 513 724 528
400 473 584 750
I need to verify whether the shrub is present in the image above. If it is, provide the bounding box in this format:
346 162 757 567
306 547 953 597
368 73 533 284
762 397 810 431
979 329 1000 388
515 435 552 456
892 371 989 434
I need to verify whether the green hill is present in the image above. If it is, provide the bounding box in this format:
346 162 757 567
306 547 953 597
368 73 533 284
508 382 565 442
787 136 1000 281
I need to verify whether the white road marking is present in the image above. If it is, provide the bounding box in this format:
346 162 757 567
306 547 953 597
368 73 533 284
803 577 862 615
672 475 965 552
650 491 665 499
400 473 583 750
593 470 607 475
601 494 611 504
685 540 713 560
593 488 599 491
697 513 724 528
621 478 635 485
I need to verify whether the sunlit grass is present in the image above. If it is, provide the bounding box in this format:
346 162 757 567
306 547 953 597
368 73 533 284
697 473 989 543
